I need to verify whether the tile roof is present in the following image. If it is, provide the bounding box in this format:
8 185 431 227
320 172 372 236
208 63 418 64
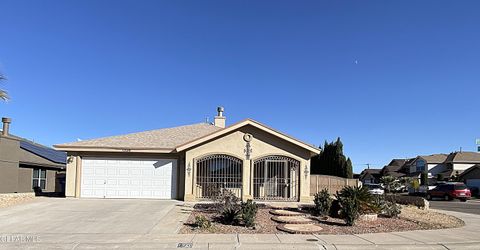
55 123 222 150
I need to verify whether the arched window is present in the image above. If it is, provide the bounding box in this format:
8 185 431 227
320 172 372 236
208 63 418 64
195 154 243 199
253 155 299 201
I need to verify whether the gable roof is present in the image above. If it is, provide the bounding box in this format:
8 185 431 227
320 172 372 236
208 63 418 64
445 151 480 163
457 164 480 179
54 123 222 152
54 119 320 155
418 154 449 164
175 119 320 154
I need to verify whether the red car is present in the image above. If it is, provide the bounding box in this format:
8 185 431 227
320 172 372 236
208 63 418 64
426 183 471 202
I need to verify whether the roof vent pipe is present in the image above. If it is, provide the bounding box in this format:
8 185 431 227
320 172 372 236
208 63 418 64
214 106 226 128
2 117 11 136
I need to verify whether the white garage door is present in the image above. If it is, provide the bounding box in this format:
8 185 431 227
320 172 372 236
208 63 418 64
81 158 177 199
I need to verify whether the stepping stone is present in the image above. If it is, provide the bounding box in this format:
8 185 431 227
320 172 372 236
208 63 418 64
269 209 305 216
271 216 314 224
277 224 323 234
268 204 299 210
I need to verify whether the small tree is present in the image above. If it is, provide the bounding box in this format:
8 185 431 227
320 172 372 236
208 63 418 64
380 175 398 193
411 179 420 192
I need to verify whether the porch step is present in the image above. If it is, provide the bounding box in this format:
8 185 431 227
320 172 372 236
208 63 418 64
269 209 305 217
271 216 314 224
277 224 323 234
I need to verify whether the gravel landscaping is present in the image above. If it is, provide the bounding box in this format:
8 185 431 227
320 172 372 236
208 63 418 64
0 193 35 209
180 205 465 234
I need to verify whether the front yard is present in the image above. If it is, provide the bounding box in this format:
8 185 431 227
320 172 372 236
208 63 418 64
180 203 464 234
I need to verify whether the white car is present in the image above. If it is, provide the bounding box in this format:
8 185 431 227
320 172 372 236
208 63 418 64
364 184 385 195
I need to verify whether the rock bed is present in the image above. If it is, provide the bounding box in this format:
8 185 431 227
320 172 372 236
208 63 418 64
0 193 35 209
180 205 465 234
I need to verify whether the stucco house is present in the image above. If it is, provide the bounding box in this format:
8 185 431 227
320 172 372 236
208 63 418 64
0 117 66 194
406 154 448 180
54 108 320 202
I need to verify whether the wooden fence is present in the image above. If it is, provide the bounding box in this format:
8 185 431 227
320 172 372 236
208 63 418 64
310 175 360 196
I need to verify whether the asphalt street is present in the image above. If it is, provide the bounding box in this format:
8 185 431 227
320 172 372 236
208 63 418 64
429 199 480 215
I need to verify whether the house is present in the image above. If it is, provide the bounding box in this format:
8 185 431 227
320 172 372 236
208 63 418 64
406 154 448 182
457 164 480 190
359 168 382 184
444 151 480 177
381 159 408 178
54 107 320 202
0 117 66 194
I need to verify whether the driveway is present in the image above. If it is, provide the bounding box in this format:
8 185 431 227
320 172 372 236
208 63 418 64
0 198 192 241
429 199 480 215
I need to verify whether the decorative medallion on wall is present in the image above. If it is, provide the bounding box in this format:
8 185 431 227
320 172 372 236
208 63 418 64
243 133 253 160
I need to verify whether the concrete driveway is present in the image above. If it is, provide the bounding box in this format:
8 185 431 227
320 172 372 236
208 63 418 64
0 198 191 238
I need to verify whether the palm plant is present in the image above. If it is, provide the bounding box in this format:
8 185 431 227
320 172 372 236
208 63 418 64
380 175 399 193
0 74 8 101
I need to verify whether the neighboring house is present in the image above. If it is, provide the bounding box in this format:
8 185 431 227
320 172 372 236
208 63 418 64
407 154 448 181
457 164 480 190
444 151 480 176
54 108 320 202
381 159 407 178
0 117 66 194
359 169 382 184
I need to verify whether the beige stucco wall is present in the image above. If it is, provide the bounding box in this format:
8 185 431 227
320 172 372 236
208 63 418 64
184 125 313 202
0 136 20 193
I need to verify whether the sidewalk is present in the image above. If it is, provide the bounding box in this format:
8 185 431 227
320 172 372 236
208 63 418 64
0 210 479 249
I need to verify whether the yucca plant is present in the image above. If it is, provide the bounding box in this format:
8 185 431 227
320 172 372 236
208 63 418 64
336 186 378 226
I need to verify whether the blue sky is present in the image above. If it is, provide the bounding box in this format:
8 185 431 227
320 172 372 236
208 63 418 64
0 1 479 173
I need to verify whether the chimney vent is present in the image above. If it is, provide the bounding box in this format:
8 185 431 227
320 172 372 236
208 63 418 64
214 106 226 128
2 117 11 136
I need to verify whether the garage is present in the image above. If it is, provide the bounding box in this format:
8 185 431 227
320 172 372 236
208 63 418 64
81 158 177 199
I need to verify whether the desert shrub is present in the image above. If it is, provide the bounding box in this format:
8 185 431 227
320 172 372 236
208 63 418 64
382 200 401 217
313 189 332 217
338 197 358 226
194 215 212 229
372 195 401 218
336 186 377 226
241 199 258 227
213 189 241 225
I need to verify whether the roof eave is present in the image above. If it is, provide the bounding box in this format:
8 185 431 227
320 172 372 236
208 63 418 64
175 119 321 154
53 145 174 154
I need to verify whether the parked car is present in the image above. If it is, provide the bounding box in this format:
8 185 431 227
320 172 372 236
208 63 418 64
426 183 471 202
364 184 384 195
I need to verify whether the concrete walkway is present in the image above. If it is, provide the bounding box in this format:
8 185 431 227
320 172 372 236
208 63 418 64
0 200 479 249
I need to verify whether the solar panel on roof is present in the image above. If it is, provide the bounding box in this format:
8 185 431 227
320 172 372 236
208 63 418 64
20 140 66 164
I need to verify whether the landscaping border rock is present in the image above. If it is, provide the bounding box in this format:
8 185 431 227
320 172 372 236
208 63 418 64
386 194 429 210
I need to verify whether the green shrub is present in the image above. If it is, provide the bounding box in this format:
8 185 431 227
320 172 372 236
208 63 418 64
313 189 332 217
194 215 212 229
241 199 258 227
338 197 359 226
335 186 376 226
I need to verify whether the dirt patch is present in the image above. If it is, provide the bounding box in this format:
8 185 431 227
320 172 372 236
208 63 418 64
180 205 465 234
